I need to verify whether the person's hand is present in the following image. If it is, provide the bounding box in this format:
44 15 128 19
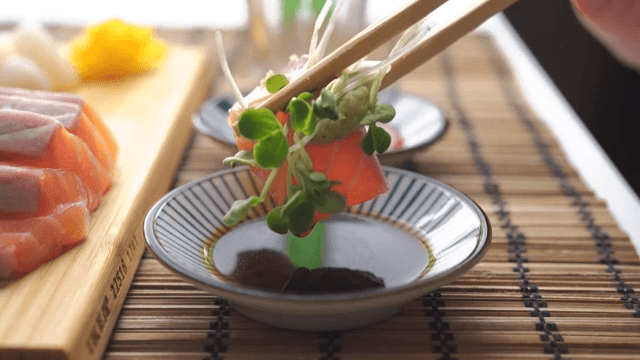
571 0 640 70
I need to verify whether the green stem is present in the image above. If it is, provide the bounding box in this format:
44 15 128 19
288 135 312 152
260 168 279 200
369 69 385 108
285 153 294 199
287 221 325 269
287 120 326 153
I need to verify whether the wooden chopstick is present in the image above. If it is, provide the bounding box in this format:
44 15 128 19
258 0 449 111
381 0 520 89
258 0 519 112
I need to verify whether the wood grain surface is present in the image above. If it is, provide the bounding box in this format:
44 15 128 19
0 41 211 360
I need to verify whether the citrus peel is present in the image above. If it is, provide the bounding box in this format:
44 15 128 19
69 19 167 80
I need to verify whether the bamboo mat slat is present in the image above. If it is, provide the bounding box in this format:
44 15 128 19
63 28 638 360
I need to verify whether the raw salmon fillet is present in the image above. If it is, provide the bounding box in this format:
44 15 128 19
229 111 389 225
0 88 118 279
0 87 118 165
0 165 94 278
0 94 117 170
0 109 113 197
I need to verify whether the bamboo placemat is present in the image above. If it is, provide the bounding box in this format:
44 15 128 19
66 27 639 359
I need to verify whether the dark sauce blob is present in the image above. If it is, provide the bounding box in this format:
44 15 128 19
231 249 385 294
282 267 385 294
231 249 296 292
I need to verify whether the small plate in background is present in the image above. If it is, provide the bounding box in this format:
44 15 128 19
192 89 448 165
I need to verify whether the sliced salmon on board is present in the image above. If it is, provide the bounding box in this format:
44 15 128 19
0 94 116 170
230 111 389 224
80 103 118 161
0 87 118 164
0 109 113 197
0 165 95 279
0 164 100 218
0 203 91 279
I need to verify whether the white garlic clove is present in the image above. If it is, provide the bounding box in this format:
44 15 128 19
0 33 15 63
13 24 79 90
0 55 51 90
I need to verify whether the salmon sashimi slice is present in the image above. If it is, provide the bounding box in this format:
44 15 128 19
81 103 118 162
0 165 100 219
0 109 113 197
307 129 389 207
0 203 91 279
0 94 116 170
230 111 389 225
0 87 118 164
0 166 95 279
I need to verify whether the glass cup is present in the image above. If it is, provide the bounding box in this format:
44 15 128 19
246 0 369 74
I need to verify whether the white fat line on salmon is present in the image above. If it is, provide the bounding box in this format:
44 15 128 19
215 31 248 109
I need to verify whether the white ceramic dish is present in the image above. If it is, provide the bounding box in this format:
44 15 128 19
143 166 490 331
192 89 448 165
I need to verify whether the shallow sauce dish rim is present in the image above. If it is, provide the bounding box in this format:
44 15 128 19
143 166 491 303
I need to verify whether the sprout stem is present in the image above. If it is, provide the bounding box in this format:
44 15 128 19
215 31 248 109
314 0 348 62
307 0 335 68
286 153 294 199
288 134 314 153
260 167 280 200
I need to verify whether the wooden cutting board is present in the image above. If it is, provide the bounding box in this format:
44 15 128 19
0 43 211 360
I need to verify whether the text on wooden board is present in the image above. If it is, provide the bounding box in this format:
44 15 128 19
85 234 140 354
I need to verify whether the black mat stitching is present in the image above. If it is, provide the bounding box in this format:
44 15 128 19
486 40 639 317
319 331 342 360
441 51 568 359
202 298 230 360
423 292 458 360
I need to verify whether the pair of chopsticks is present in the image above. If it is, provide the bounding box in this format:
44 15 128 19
259 0 519 111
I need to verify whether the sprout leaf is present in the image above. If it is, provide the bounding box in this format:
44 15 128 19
266 74 289 93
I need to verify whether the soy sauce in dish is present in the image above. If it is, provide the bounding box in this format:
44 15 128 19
230 249 385 294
